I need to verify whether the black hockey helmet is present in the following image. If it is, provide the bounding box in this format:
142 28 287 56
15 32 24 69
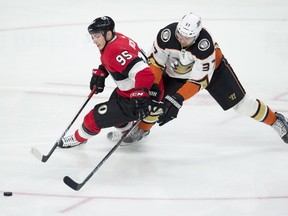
87 16 115 36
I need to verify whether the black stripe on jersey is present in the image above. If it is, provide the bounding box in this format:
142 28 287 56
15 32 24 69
98 64 108 73
190 28 214 60
156 23 215 60
156 23 180 50
109 57 143 81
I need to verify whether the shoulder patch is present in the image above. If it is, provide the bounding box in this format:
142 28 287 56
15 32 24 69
161 29 171 42
198 38 210 51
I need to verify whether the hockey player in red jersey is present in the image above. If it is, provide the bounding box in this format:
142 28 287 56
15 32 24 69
120 12 288 144
58 16 159 148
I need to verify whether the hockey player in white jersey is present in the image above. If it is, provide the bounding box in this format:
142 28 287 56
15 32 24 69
108 12 288 144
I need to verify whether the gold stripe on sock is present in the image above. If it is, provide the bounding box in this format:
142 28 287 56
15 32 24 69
252 99 267 121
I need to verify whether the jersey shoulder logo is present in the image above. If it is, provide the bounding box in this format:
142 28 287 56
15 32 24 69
161 29 171 42
198 38 210 51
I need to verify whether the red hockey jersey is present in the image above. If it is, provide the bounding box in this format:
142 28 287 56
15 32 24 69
100 32 154 98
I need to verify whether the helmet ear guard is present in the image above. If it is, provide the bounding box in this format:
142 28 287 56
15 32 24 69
177 12 202 38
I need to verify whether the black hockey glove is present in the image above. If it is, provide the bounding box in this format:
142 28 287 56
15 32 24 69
130 88 151 120
149 83 164 114
158 93 184 126
90 67 108 94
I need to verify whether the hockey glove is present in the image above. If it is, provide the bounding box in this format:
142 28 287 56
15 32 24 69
130 88 151 120
158 93 184 126
90 68 108 94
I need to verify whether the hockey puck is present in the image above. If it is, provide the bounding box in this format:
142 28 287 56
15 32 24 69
3 192 13 196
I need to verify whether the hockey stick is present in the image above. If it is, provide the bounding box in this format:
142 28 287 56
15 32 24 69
30 86 97 162
63 120 140 191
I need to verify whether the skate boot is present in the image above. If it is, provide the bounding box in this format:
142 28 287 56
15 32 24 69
272 112 288 143
58 134 86 148
107 121 134 142
107 131 123 142
123 126 150 144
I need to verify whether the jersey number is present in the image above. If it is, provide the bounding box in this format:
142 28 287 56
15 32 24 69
202 63 210 71
203 59 215 71
115 39 147 66
116 51 132 66
116 50 148 66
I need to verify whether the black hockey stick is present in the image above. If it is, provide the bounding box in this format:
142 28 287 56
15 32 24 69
30 86 97 162
63 120 140 191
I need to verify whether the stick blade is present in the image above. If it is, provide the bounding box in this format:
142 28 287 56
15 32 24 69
63 176 82 191
31 147 46 162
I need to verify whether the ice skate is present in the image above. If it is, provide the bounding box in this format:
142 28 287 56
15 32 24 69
272 112 288 143
107 121 134 142
107 131 124 142
58 134 86 148
123 126 150 144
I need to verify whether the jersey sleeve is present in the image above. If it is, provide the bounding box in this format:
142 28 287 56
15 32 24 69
187 28 218 89
147 24 178 69
145 26 172 84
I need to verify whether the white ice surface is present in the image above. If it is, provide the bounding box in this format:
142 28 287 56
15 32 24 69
1 0 288 215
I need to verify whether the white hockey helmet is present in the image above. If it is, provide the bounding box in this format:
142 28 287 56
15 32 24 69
176 12 202 38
